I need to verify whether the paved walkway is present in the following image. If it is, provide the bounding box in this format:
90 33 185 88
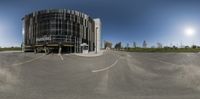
0 50 22 53
1 51 200 99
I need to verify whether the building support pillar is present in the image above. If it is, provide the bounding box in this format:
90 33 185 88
74 37 77 53
44 46 47 54
59 46 62 55
34 48 37 54
44 46 49 55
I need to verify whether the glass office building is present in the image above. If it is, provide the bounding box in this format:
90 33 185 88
22 9 101 53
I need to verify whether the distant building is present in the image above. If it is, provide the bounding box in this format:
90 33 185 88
104 41 112 49
22 9 101 53
143 40 147 48
115 42 122 50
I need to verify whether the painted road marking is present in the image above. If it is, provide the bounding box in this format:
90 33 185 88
58 54 64 61
12 54 45 66
92 59 119 73
127 54 132 58
92 51 124 73
158 59 182 66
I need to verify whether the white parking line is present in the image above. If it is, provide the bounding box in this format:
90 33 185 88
58 54 64 61
157 59 179 66
127 54 132 58
92 59 119 73
92 51 122 73
12 54 45 66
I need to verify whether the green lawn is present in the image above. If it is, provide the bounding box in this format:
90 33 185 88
0 47 22 51
125 48 200 52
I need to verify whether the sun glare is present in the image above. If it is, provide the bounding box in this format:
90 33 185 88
184 27 196 37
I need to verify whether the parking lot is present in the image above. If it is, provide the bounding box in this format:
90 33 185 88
0 51 200 99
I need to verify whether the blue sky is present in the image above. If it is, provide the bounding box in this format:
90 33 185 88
0 0 200 47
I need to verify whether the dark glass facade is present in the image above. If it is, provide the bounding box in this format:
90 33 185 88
22 9 96 53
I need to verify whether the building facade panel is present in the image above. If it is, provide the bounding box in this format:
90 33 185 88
22 9 100 53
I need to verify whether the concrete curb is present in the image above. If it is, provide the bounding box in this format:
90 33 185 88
75 51 104 57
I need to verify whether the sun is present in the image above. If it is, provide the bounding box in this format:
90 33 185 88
184 27 196 37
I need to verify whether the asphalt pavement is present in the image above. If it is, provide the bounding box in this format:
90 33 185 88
0 51 200 99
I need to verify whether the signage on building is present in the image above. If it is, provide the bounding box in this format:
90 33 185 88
36 36 51 41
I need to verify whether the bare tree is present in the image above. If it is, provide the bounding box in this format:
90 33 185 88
126 43 130 50
127 43 129 48
157 42 162 48
143 40 147 48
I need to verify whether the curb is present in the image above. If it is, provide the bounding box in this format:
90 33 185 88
75 52 103 57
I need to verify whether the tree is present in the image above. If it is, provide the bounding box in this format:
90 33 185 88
143 40 147 48
173 45 177 49
192 45 197 49
126 43 130 50
185 46 190 49
127 43 129 48
164 46 170 49
133 42 136 48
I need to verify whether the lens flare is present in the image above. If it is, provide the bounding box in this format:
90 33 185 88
184 27 195 37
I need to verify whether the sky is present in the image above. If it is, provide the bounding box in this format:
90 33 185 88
0 0 200 47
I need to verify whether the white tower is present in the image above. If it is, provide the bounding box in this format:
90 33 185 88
94 18 101 53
